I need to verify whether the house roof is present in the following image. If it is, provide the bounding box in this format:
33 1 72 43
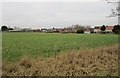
106 26 114 30
94 26 101 29
94 26 114 30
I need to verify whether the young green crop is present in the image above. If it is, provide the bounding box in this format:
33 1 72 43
2 32 118 62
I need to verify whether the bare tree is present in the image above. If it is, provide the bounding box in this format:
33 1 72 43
106 0 120 17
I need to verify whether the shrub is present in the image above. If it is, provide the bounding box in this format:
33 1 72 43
100 25 106 31
77 29 84 34
112 24 120 34
1 26 8 31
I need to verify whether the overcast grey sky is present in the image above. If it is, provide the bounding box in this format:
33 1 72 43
2 2 118 29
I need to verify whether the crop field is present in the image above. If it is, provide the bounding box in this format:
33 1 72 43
2 32 119 76
2 32 119 62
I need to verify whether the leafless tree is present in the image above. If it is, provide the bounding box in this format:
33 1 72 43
105 0 120 17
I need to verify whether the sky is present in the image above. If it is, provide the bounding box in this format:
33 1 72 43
2 1 118 29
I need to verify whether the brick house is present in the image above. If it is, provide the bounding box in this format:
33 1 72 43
106 26 114 33
94 26 114 33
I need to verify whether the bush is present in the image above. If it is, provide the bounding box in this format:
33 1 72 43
100 25 106 31
77 29 84 34
1 26 8 31
112 24 120 34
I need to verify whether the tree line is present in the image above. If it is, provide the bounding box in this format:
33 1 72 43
1 25 120 34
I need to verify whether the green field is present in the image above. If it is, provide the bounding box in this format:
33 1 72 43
2 32 119 62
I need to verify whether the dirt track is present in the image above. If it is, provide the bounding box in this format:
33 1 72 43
2 44 119 76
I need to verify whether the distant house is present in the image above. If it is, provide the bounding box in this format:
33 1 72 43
94 26 114 33
41 28 48 32
84 28 90 34
94 26 101 33
84 31 90 34
106 26 114 33
84 27 94 34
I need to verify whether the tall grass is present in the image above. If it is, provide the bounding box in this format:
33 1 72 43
2 44 118 76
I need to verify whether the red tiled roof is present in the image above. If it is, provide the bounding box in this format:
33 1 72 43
106 26 114 30
94 26 114 30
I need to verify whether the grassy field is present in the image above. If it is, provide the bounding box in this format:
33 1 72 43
2 32 119 76
2 32 119 63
